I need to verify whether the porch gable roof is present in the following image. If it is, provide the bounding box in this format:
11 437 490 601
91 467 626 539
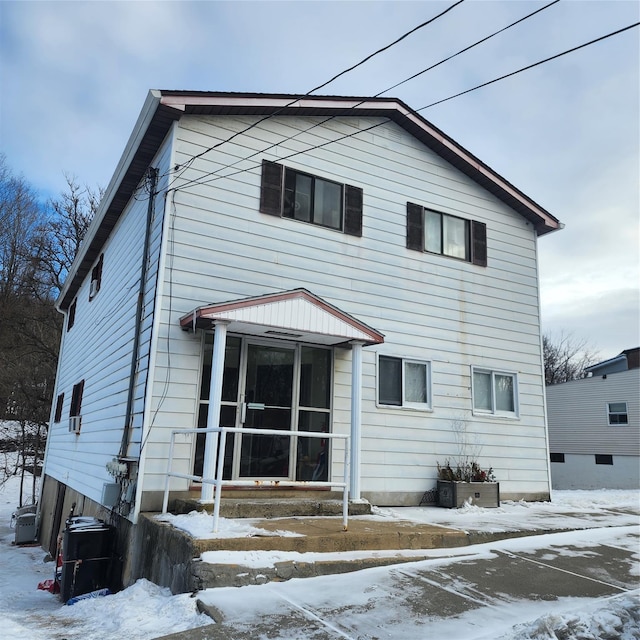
179 289 385 347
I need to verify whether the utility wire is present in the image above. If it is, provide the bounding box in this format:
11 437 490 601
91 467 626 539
419 21 640 110
175 19 639 195
171 0 560 193
163 0 465 188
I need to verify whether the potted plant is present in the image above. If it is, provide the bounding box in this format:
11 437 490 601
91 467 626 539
436 459 500 508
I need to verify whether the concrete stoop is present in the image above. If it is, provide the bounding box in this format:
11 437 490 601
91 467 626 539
133 512 468 594
172 496 373 519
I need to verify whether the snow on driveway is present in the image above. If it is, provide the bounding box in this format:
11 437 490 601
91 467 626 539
1 470 638 640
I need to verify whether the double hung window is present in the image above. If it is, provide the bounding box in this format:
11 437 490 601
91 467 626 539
284 169 343 230
260 160 363 236
378 355 431 409
472 368 518 417
607 402 628 425
407 202 487 266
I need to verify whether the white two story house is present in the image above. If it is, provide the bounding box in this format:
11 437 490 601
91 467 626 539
39 91 561 574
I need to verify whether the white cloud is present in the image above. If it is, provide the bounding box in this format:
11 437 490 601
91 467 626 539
0 0 638 350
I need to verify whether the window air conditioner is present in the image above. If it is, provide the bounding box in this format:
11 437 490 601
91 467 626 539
69 415 82 434
89 279 99 298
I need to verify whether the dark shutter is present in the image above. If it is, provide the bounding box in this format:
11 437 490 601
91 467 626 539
471 220 487 267
406 202 424 251
344 184 363 237
259 160 283 216
54 393 65 422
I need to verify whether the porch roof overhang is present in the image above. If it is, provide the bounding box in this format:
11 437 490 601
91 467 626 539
179 289 385 347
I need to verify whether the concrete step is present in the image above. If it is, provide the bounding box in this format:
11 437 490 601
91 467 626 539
173 496 372 518
136 513 469 593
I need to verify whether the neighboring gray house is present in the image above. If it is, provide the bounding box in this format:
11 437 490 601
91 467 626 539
38 91 561 583
546 348 640 490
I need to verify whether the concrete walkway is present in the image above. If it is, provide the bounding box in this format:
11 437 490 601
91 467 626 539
160 525 639 639
155 498 639 639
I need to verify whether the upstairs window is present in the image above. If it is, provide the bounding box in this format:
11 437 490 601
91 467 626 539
607 402 628 425
472 368 518 417
407 202 487 266
89 253 104 300
67 298 77 332
260 160 363 236
378 355 431 409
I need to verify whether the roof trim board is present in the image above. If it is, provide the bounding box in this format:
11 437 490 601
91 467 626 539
179 288 385 347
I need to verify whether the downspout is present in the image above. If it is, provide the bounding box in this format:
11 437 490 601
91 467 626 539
120 167 159 459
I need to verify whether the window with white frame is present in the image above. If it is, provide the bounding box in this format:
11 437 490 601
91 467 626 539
378 355 431 409
607 402 628 425
472 368 518 416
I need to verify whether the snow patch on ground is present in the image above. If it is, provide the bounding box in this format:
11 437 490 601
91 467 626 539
155 510 304 538
1 465 639 640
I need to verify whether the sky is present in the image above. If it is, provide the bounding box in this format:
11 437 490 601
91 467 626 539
0 0 638 361
1 469 639 639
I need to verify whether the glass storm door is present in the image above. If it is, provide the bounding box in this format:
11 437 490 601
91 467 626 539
239 343 295 478
195 336 332 483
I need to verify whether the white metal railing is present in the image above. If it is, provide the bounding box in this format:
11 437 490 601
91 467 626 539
162 426 351 531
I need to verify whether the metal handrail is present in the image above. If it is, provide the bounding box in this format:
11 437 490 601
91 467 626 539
162 427 351 531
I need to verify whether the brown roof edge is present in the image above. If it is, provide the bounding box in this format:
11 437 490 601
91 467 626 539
158 92 561 236
58 91 562 309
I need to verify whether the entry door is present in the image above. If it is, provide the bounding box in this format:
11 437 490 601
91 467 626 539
238 343 295 478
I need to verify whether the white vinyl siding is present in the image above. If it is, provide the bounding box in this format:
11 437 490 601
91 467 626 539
138 114 549 501
43 137 173 506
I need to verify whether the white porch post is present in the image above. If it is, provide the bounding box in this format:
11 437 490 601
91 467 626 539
200 320 229 503
350 341 364 500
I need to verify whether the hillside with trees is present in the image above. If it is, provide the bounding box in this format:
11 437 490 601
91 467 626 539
0 155 99 504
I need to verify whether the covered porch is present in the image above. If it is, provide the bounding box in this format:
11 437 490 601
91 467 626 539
176 288 384 507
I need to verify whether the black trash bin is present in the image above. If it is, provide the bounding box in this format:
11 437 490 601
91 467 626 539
60 516 114 603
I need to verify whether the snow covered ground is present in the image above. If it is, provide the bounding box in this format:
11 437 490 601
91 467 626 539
1 470 638 640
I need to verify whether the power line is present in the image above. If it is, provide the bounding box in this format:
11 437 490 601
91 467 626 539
163 0 465 188
419 21 640 110
171 0 560 194
381 0 561 95
308 0 465 95
175 20 639 195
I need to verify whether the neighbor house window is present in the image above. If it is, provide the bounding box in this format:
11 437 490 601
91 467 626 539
260 160 363 236
54 393 64 423
67 298 77 331
89 253 104 300
406 202 487 266
607 402 628 425
378 355 431 409
472 368 518 416
595 454 613 465
550 453 565 463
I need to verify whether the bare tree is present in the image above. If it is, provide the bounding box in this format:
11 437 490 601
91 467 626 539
0 158 100 504
543 332 600 386
38 174 100 294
